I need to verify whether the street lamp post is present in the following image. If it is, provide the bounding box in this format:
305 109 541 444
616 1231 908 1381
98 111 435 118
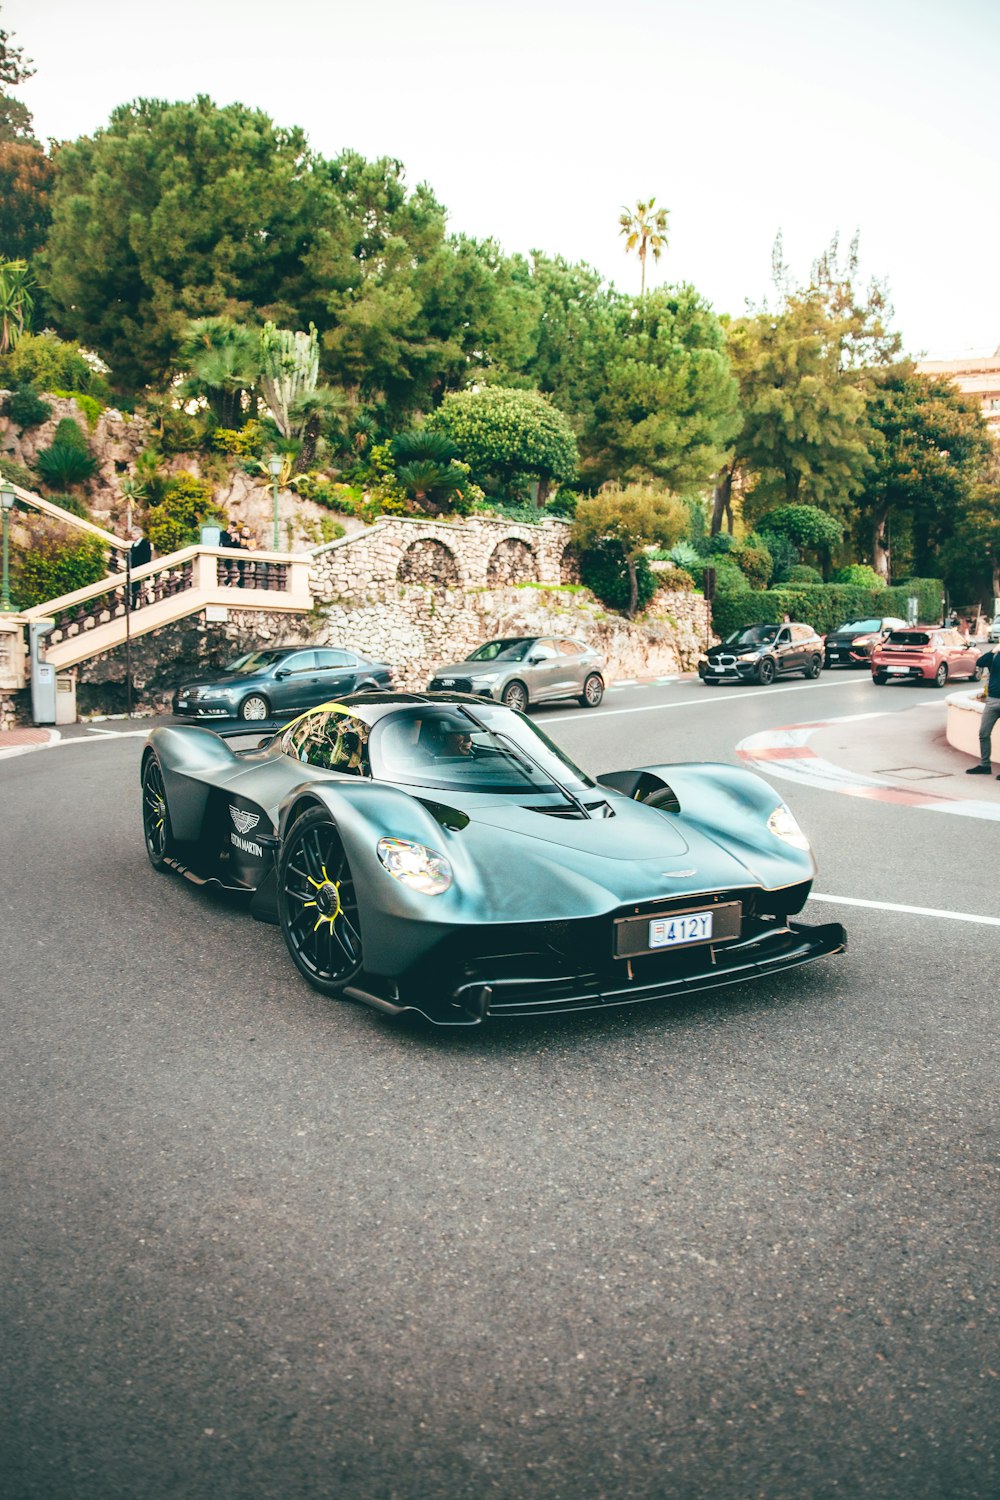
1 477 16 613
267 454 282 551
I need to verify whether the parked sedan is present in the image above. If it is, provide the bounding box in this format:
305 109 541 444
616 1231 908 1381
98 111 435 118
427 636 606 712
698 623 825 686
173 646 395 722
824 616 908 668
870 627 984 688
988 615 1000 645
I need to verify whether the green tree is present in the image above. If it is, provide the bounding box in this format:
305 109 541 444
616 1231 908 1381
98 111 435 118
942 448 1000 609
618 198 669 296
429 386 578 504
585 285 741 490
757 503 843 576
852 361 991 581
44 97 322 390
572 482 688 617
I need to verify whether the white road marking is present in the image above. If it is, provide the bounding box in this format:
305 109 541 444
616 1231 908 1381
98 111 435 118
810 893 1000 927
545 677 860 724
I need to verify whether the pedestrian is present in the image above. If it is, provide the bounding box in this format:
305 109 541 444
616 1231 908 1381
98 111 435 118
965 643 1000 777
128 526 151 609
237 523 258 586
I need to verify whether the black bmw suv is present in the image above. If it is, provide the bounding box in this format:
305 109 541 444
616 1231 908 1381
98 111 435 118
698 623 825 686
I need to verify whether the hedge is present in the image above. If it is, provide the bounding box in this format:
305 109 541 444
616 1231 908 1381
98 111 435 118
711 579 945 638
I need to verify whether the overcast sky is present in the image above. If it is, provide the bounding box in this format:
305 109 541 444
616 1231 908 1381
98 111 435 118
8 0 1000 359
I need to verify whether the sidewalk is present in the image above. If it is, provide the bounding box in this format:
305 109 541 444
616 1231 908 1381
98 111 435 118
809 697 997 801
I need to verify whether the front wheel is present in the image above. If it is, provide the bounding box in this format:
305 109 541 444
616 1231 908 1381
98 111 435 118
806 655 822 679
239 693 271 721
579 673 604 708
501 680 529 714
873 671 888 685
141 753 174 872
279 809 363 997
756 658 776 686
933 663 948 688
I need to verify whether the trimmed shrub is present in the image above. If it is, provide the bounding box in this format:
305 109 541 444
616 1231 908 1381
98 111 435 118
831 563 885 589
2 385 51 430
786 564 823 584
711 578 945 638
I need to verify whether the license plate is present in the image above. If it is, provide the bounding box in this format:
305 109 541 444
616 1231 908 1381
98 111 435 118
177 700 189 709
887 666 910 675
649 911 713 948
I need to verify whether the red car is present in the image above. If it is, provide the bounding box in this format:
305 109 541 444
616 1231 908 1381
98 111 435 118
870 626 984 688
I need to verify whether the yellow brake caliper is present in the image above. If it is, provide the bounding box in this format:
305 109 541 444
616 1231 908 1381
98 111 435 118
303 863 342 932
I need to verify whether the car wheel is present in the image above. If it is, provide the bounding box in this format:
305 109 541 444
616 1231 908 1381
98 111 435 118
279 808 363 997
933 663 948 689
873 672 888 685
239 693 271 721
579 673 604 708
806 654 822 679
756 658 776 686
501 680 529 713
141 753 174 872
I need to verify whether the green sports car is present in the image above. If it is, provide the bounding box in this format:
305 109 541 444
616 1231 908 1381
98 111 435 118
141 692 845 1026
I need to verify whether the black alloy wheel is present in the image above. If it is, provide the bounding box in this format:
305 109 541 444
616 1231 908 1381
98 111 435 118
806 654 822 679
502 681 529 713
934 663 949 688
873 671 888 684
279 809 364 996
239 692 271 721
141 754 174 871
756 658 776 686
580 673 605 708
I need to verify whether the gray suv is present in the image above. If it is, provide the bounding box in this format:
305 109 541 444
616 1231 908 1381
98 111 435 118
428 636 606 712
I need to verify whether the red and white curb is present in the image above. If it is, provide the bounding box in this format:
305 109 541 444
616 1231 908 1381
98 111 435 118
736 713 1000 821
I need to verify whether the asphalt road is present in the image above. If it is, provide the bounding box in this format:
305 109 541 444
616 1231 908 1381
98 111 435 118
1 674 997 1500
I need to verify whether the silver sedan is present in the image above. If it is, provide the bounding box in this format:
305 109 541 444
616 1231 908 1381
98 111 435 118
427 636 606 712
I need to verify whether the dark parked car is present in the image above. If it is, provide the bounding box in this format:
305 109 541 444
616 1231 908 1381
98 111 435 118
870 627 984 687
698 623 825 686
824 616 908 668
428 636 605 712
141 692 845 1025
172 646 394 722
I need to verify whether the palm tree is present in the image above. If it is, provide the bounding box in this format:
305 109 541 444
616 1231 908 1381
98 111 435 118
618 198 669 295
177 316 261 428
0 258 34 353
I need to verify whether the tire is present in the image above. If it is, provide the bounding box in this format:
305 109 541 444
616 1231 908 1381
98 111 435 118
239 693 271 721
873 672 888 685
756 658 776 686
806 654 822 679
579 673 604 708
141 753 174 872
933 663 948 688
278 808 363 997
501 680 529 714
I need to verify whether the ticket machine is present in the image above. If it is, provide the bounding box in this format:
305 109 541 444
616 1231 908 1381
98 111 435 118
29 619 56 725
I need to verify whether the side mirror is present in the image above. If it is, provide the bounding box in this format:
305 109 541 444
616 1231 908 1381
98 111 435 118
528 655 544 665
274 667 291 679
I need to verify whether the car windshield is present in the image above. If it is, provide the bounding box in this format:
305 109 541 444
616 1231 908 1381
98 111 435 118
466 639 531 663
724 626 778 647
839 620 881 633
371 704 596 796
225 649 290 674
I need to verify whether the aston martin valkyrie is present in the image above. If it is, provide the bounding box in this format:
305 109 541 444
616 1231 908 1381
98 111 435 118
141 693 845 1026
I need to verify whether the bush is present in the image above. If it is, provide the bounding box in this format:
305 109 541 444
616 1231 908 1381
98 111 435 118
786 563 823 584
832 563 885 590
546 488 579 519
45 491 91 519
2 385 51 430
730 536 773 589
51 417 89 452
758 529 799 584
11 534 108 610
145 472 216 553
0 456 34 490
35 441 97 489
212 420 267 459
658 565 696 592
580 543 658 614
710 577 945 639
1 331 111 398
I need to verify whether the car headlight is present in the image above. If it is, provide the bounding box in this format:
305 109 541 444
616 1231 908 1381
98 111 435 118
767 804 810 851
468 674 496 688
377 837 453 895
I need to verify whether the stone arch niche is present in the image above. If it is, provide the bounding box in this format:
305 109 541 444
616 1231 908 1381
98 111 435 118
396 538 461 588
560 544 582 584
486 537 537 587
